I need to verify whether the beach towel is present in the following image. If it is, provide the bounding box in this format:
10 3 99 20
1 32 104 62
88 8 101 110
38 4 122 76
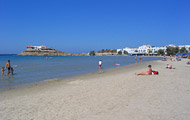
152 71 159 75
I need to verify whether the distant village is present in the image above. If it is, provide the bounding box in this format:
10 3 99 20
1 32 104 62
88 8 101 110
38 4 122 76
20 45 190 56
116 44 190 56
90 44 190 56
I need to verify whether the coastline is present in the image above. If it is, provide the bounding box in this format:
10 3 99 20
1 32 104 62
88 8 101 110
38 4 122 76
0 56 162 92
1 59 190 120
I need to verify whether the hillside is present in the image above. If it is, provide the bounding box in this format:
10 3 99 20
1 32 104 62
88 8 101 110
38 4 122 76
17 49 88 56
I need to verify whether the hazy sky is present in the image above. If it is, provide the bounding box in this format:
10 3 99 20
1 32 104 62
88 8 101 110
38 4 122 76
0 0 190 54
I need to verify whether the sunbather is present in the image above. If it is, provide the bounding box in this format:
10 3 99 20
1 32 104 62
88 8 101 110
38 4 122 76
135 65 152 75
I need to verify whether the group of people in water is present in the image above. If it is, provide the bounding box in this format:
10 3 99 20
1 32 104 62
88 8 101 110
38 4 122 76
135 56 142 63
1 60 14 76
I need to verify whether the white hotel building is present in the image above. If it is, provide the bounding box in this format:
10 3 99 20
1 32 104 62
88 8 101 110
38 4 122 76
117 44 190 55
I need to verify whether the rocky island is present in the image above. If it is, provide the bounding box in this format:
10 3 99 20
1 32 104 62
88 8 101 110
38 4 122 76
17 46 88 56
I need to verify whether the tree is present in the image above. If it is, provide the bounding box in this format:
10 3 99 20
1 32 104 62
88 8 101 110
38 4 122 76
135 50 138 52
89 51 95 56
175 47 179 53
157 49 165 56
180 47 187 53
118 50 122 55
166 47 179 56
111 49 117 53
148 50 152 53
123 50 128 55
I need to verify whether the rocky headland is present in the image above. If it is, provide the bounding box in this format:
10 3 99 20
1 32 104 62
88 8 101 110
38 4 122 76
17 49 88 56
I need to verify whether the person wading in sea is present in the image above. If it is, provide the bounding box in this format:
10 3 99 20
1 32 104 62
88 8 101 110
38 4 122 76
135 55 137 63
5 60 11 75
139 56 142 63
99 60 102 70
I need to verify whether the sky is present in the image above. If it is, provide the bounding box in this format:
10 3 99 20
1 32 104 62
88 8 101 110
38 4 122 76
0 0 190 54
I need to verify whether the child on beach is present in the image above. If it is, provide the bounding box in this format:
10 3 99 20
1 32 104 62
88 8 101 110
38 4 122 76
135 65 152 75
1 67 5 76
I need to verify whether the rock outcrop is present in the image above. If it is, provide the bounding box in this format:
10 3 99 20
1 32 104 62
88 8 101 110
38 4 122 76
17 49 88 56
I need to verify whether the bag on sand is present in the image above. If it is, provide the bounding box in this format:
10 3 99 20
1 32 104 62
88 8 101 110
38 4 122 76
152 71 159 75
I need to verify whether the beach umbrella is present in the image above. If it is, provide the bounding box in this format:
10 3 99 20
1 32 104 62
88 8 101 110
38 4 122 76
181 53 187 55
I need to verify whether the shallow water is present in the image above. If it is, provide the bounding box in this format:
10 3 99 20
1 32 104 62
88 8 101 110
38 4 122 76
0 55 161 91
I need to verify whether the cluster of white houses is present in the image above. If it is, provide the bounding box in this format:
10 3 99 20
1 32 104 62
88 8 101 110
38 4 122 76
117 44 190 55
27 46 55 51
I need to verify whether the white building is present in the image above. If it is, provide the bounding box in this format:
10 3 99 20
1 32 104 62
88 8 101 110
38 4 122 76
138 45 153 54
27 46 46 50
178 45 190 52
123 47 139 54
26 46 55 51
152 46 167 53
117 44 190 55
117 45 167 55
167 44 177 47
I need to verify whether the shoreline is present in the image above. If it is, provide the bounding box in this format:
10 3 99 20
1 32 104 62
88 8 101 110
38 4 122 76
0 59 160 92
1 59 190 119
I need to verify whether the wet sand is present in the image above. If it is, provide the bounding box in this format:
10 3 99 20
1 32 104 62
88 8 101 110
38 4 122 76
1 59 190 120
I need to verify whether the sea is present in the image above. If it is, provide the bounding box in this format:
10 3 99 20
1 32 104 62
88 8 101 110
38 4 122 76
0 55 162 91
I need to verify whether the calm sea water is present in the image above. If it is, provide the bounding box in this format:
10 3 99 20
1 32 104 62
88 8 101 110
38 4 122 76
0 55 161 91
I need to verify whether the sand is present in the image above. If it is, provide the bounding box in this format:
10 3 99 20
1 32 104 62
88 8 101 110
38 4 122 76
1 59 190 120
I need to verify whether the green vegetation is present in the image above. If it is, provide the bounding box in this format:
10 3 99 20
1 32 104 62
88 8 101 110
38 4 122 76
97 49 117 53
123 50 128 55
166 47 179 56
180 47 188 53
118 50 122 55
89 51 95 56
157 49 165 56
148 50 152 53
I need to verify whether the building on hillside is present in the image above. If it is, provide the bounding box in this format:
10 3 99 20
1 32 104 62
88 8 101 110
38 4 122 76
26 46 55 51
117 45 167 55
117 44 190 55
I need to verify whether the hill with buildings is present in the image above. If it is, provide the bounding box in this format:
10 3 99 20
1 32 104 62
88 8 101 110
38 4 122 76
117 44 190 56
17 46 88 56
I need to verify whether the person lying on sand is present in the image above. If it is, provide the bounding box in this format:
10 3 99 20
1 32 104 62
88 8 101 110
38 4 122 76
135 65 152 75
166 64 176 69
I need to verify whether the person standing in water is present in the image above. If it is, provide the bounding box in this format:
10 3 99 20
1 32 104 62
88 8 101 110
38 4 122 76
5 60 11 75
1 67 5 76
99 60 102 70
135 55 137 63
139 56 142 63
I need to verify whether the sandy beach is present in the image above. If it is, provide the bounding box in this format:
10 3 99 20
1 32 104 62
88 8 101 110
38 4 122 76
1 59 190 120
